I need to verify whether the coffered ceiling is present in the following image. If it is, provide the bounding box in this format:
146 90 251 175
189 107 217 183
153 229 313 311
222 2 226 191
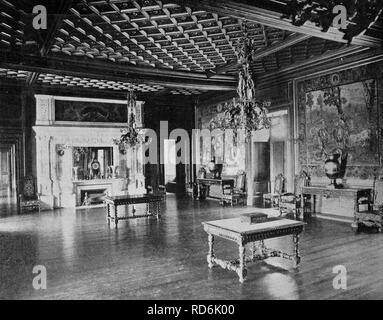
0 0 381 99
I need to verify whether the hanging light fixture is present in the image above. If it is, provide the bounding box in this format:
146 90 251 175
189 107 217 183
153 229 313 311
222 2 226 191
114 90 145 152
211 21 271 140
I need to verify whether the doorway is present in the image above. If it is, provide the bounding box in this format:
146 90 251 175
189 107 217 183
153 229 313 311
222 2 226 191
271 141 286 180
252 142 270 205
0 144 17 209
269 112 291 193
164 139 177 193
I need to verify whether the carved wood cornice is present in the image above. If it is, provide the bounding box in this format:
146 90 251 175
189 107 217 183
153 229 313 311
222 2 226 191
169 0 383 48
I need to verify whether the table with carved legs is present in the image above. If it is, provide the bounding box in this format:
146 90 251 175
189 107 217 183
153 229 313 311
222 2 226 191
105 194 163 227
301 186 372 228
202 218 306 283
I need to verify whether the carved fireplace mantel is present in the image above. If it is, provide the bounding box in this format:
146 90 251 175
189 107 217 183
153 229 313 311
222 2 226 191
33 95 146 209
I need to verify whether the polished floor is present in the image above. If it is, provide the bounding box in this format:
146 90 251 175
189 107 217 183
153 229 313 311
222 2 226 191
0 188 17 218
0 195 383 300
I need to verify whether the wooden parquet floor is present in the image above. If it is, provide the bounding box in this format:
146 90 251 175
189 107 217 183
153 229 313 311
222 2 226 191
1 195 382 300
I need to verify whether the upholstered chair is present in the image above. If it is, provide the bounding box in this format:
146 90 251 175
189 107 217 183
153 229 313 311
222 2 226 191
221 171 247 206
279 171 311 220
355 179 383 233
19 176 41 213
263 174 285 208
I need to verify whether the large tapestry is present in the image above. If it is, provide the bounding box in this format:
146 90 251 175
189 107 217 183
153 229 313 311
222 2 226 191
297 62 383 180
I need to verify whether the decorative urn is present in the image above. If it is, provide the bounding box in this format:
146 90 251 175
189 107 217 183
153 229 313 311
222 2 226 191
208 157 222 179
325 154 340 179
208 158 216 173
324 152 346 189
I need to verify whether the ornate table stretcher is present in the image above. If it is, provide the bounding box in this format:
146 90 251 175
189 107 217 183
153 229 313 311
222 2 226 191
202 218 306 283
104 194 163 226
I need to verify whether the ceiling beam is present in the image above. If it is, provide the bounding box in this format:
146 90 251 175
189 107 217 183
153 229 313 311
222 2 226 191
0 78 195 105
0 51 237 91
25 71 40 86
33 84 195 106
212 33 310 75
170 0 382 48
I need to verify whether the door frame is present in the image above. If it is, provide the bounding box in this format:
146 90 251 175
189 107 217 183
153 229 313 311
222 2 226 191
0 144 16 192
268 109 294 193
0 128 24 204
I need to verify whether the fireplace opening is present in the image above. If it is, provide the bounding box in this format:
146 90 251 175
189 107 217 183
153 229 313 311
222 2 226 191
80 189 107 206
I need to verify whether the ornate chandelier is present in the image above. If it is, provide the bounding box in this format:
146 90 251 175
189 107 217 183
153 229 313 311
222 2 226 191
114 90 144 152
282 0 383 43
211 22 271 139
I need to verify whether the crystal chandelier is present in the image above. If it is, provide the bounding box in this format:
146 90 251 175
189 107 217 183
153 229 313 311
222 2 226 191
114 90 144 152
212 21 271 140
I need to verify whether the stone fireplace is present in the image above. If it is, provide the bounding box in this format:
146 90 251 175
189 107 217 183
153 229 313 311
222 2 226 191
33 95 146 209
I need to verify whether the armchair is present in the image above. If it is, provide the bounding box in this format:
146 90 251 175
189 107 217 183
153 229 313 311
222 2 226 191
221 171 247 207
263 174 285 208
194 167 208 200
19 176 41 213
147 184 166 200
279 171 311 220
355 179 383 233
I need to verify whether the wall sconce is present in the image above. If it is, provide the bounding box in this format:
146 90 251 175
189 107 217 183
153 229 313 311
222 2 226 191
57 144 69 156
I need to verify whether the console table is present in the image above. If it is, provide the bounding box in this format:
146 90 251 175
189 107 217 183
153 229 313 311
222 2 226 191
301 186 372 225
202 218 306 283
104 194 163 226
197 178 234 201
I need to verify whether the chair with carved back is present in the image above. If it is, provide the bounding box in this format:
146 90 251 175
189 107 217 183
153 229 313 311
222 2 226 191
279 171 311 220
19 176 41 213
355 179 383 233
146 183 167 201
221 171 247 206
194 167 207 199
263 174 285 208
158 185 166 199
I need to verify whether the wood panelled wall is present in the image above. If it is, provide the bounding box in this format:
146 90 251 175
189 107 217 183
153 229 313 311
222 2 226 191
0 87 36 196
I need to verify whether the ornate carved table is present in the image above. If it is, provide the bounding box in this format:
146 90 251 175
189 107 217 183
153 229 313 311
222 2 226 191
301 186 372 227
104 194 163 227
202 218 306 283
